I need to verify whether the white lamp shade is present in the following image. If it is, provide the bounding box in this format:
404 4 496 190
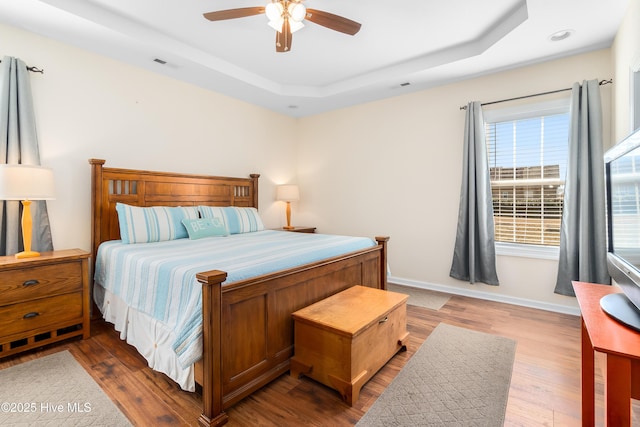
289 19 304 33
265 2 283 21
288 3 306 22
0 164 56 200
268 18 284 32
276 184 300 202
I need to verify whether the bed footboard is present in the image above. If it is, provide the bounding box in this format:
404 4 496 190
195 237 389 426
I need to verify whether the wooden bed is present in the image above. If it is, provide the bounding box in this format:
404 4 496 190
89 159 389 426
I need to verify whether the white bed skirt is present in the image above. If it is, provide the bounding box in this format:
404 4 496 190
93 284 196 391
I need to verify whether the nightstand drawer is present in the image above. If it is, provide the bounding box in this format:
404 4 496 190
0 262 82 305
0 293 83 337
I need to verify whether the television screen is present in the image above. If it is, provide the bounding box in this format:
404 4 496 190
603 127 640 331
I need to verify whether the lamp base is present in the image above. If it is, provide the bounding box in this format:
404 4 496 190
15 250 41 259
283 225 295 230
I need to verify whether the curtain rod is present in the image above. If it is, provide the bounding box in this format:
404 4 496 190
459 79 613 110
0 59 44 74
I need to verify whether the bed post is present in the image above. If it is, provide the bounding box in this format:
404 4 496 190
375 236 389 290
196 269 229 427
250 174 260 208
89 159 106 271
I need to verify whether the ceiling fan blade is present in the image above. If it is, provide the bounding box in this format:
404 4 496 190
275 20 292 53
305 9 361 35
203 7 265 21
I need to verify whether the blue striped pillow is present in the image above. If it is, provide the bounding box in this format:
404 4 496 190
198 206 264 234
116 203 199 244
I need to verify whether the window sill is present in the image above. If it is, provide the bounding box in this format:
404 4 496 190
495 242 559 260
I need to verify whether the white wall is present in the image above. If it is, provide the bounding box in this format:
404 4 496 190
2 23 298 252
612 0 640 141
297 49 613 313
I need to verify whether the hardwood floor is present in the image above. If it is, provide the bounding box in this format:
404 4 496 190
0 292 635 426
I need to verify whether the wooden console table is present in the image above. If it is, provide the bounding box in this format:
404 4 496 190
573 281 640 426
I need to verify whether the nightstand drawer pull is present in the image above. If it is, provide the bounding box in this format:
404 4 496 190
22 279 40 287
23 312 40 319
378 316 388 324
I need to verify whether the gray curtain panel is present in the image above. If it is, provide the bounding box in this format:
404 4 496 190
554 79 610 296
0 56 53 256
450 101 499 286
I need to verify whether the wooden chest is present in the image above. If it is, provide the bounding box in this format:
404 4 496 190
290 285 409 405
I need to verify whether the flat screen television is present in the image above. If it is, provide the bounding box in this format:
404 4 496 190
603 126 640 331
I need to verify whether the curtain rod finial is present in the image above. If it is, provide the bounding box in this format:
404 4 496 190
26 66 44 74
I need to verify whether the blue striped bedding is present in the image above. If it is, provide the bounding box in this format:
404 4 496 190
94 230 377 367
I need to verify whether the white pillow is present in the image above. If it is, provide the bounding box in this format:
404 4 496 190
116 203 199 244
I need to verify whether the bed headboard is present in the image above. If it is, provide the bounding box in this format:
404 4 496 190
89 159 260 264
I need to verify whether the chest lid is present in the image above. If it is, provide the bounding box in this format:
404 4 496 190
292 285 408 337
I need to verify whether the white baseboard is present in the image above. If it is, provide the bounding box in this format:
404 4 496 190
388 275 581 317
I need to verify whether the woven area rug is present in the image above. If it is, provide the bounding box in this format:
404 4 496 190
357 323 516 426
0 350 131 426
388 283 450 310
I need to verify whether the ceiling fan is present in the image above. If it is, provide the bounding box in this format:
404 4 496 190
203 1 361 53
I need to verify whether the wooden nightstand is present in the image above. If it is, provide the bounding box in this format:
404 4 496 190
0 249 90 358
279 226 316 233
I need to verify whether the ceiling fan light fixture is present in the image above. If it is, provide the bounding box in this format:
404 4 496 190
203 1 362 52
288 3 306 22
268 18 284 32
265 2 284 21
289 19 304 33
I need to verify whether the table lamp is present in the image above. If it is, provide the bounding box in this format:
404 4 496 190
0 164 55 258
276 184 299 230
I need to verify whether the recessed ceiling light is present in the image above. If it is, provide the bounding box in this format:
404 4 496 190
549 29 574 42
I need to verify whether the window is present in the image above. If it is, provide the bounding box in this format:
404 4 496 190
484 99 570 249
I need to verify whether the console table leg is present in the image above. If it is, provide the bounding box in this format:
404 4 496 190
581 318 595 427
605 353 632 426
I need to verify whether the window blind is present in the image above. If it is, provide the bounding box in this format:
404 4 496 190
486 113 569 246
